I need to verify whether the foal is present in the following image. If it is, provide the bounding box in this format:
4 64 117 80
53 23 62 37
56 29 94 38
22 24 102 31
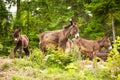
9 29 30 58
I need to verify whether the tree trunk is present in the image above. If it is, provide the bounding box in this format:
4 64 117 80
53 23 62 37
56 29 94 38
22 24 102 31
111 15 116 43
16 0 20 19
27 0 30 35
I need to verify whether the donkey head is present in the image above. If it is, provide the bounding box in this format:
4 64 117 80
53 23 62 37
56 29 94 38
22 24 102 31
98 36 112 50
102 36 112 50
9 29 21 43
64 21 82 38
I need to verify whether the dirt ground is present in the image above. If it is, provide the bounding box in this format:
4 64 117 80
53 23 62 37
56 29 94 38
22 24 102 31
0 57 14 80
0 57 106 80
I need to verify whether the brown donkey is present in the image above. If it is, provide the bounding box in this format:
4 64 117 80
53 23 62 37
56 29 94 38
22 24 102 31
9 29 30 57
72 36 112 60
37 21 82 53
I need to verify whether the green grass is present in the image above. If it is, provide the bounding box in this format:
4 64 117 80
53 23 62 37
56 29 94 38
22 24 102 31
0 46 119 80
0 62 10 71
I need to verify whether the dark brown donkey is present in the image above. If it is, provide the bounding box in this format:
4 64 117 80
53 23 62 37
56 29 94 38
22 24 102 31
37 21 82 53
9 29 30 57
72 36 112 60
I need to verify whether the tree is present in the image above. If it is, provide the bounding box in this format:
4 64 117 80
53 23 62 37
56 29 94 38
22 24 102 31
85 0 120 42
0 0 12 40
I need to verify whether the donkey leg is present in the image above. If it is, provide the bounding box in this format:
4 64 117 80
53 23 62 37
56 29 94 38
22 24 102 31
91 52 96 60
39 43 46 52
55 45 58 51
39 43 42 49
14 46 18 58
43 47 47 53
42 45 47 54
19 47 23 58
88 53 93 60
23 47 30 56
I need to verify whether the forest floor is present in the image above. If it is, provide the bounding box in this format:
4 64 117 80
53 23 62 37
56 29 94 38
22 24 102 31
0 56 106 80
0 57 15 80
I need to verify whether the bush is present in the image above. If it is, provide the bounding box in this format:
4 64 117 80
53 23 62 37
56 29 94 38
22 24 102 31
106 36 120 79
28 45 82 69
29 48 44 68
44 47 74 68
0 42 3 51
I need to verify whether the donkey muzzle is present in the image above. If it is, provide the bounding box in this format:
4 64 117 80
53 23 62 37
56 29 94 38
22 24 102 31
75 33 79 38
108 46 112 50
14 38 19 43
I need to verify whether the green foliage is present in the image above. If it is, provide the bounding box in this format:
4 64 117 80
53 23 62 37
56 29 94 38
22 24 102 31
0 0 12 45
11 75 24 80
0 46 118 80
0 0 120 79
117 74 120 80
0 42 3 51
11 74 36 80
85 0 120 38
69 45 82 61
1 0 120 56
43 47 74 68
29 48 45 68
13 58 34 69
82 20 104 39
65 62 79 72
106 36 120 79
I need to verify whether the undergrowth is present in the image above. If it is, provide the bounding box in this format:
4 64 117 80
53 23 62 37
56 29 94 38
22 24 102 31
3 37 120 80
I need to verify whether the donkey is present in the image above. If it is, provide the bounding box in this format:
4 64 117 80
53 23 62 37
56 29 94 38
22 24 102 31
9 29 30 58
72 36 112 60
96 52 109 61
37 21 82 53
65 39 73 53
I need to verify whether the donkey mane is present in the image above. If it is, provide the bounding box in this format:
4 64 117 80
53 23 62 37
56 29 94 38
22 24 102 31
64 24 72 29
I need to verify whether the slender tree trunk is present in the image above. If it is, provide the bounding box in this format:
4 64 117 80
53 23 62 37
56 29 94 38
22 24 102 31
16 0 20 19
15 0 20 28
111 15 116 43
27 0 30 35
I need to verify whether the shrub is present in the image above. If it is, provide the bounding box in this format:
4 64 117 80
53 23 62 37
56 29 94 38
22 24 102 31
28 45 82 69
69 45 82 61
65 62 79 72
44 47 74 68
29 48 44 68
0 42 3 51
106 36 120 79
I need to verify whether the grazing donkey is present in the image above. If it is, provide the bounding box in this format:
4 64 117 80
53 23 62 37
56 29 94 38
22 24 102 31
72 36 112 60
9 29 29 57
37 21 82 53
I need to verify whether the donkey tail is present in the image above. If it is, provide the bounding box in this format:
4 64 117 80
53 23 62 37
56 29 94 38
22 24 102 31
36 34 42 49
36 34 41 38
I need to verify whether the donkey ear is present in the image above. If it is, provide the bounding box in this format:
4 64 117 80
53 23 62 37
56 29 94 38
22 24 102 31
70 21 74 25
105 36 109 39
17 29 21 32
9 30 14 33
18 29 21 32
103 36 109 40
78 24 84 28
104 35 109 38
36 34 41 38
